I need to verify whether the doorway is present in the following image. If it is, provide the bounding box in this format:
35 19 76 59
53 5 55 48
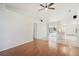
33 22 47 40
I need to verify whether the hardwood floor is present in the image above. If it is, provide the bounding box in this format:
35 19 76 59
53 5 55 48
0 39 79 56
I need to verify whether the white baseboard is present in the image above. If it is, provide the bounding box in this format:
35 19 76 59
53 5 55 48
0 39 33 52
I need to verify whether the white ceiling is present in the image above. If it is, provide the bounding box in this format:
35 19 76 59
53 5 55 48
3 3 79 22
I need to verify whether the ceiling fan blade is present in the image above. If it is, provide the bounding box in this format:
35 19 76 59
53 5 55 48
48 3 54 7
40 4 45 7
48 8 55 10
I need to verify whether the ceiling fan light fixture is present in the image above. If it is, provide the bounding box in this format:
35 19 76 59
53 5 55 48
45 8 48 11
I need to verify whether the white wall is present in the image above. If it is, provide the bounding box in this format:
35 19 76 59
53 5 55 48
0 7 36 51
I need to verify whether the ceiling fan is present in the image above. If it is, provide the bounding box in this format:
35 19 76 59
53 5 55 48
39 3 55 11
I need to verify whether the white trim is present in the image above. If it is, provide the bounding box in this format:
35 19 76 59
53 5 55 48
0 39 33 52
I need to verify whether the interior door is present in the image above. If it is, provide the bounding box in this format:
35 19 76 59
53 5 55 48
33 22 47 40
